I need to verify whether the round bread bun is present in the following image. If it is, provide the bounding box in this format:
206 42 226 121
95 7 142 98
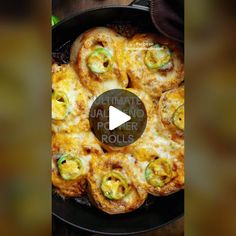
71 27 129 95
126 33 184 98
52 157 87 198
158 86 184 140
130 132 184 196
52 132 103 197
52 64 91 134
87 153 147 214
137 156 184 196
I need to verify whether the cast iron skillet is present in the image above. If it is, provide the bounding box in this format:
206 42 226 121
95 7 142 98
52 1 184 234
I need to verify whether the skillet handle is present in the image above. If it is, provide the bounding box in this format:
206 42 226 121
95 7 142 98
130 0 150 10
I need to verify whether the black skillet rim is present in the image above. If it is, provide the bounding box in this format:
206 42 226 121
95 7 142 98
52 211 184 235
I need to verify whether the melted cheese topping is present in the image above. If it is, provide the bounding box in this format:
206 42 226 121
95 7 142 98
126 34 184 98
88 153 147 214
71 27 129 95
160 87 184 123
125 115 184 195
159 86 184 139
52 64 91 133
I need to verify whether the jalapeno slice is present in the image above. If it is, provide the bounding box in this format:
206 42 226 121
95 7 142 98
51 15 60 26
101 171 129 200
145 44 172 70
52 91 69 120
87 48 113 73
172 104 184 131
145 158 172 187
57 154 83 180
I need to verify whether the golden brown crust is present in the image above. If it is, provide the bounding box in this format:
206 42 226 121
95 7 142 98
126 33 184 98
158 86 184 142
52 132 103 156
144 154 184 196
51 64 91 134
124 125 184 196
87 153 147 214
52 164 87 197
72 27 129 95
51 132 103 198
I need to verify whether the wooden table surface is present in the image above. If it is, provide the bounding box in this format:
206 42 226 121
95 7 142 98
52 1 184 235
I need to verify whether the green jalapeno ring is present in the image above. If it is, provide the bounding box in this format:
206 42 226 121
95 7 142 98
144 44 172 70
145 158 172 188
52 91 70 120
57 154 83 180
101 171 129 200
87 48 113 73
172 104 184 131
57 154 70 167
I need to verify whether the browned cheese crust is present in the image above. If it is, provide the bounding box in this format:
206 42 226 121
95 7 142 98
52 132 103 198
158 86 184 143
71 27 129 95
126 34 184 98
87 153 147 214
52 159 87 198
52 64 91 134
